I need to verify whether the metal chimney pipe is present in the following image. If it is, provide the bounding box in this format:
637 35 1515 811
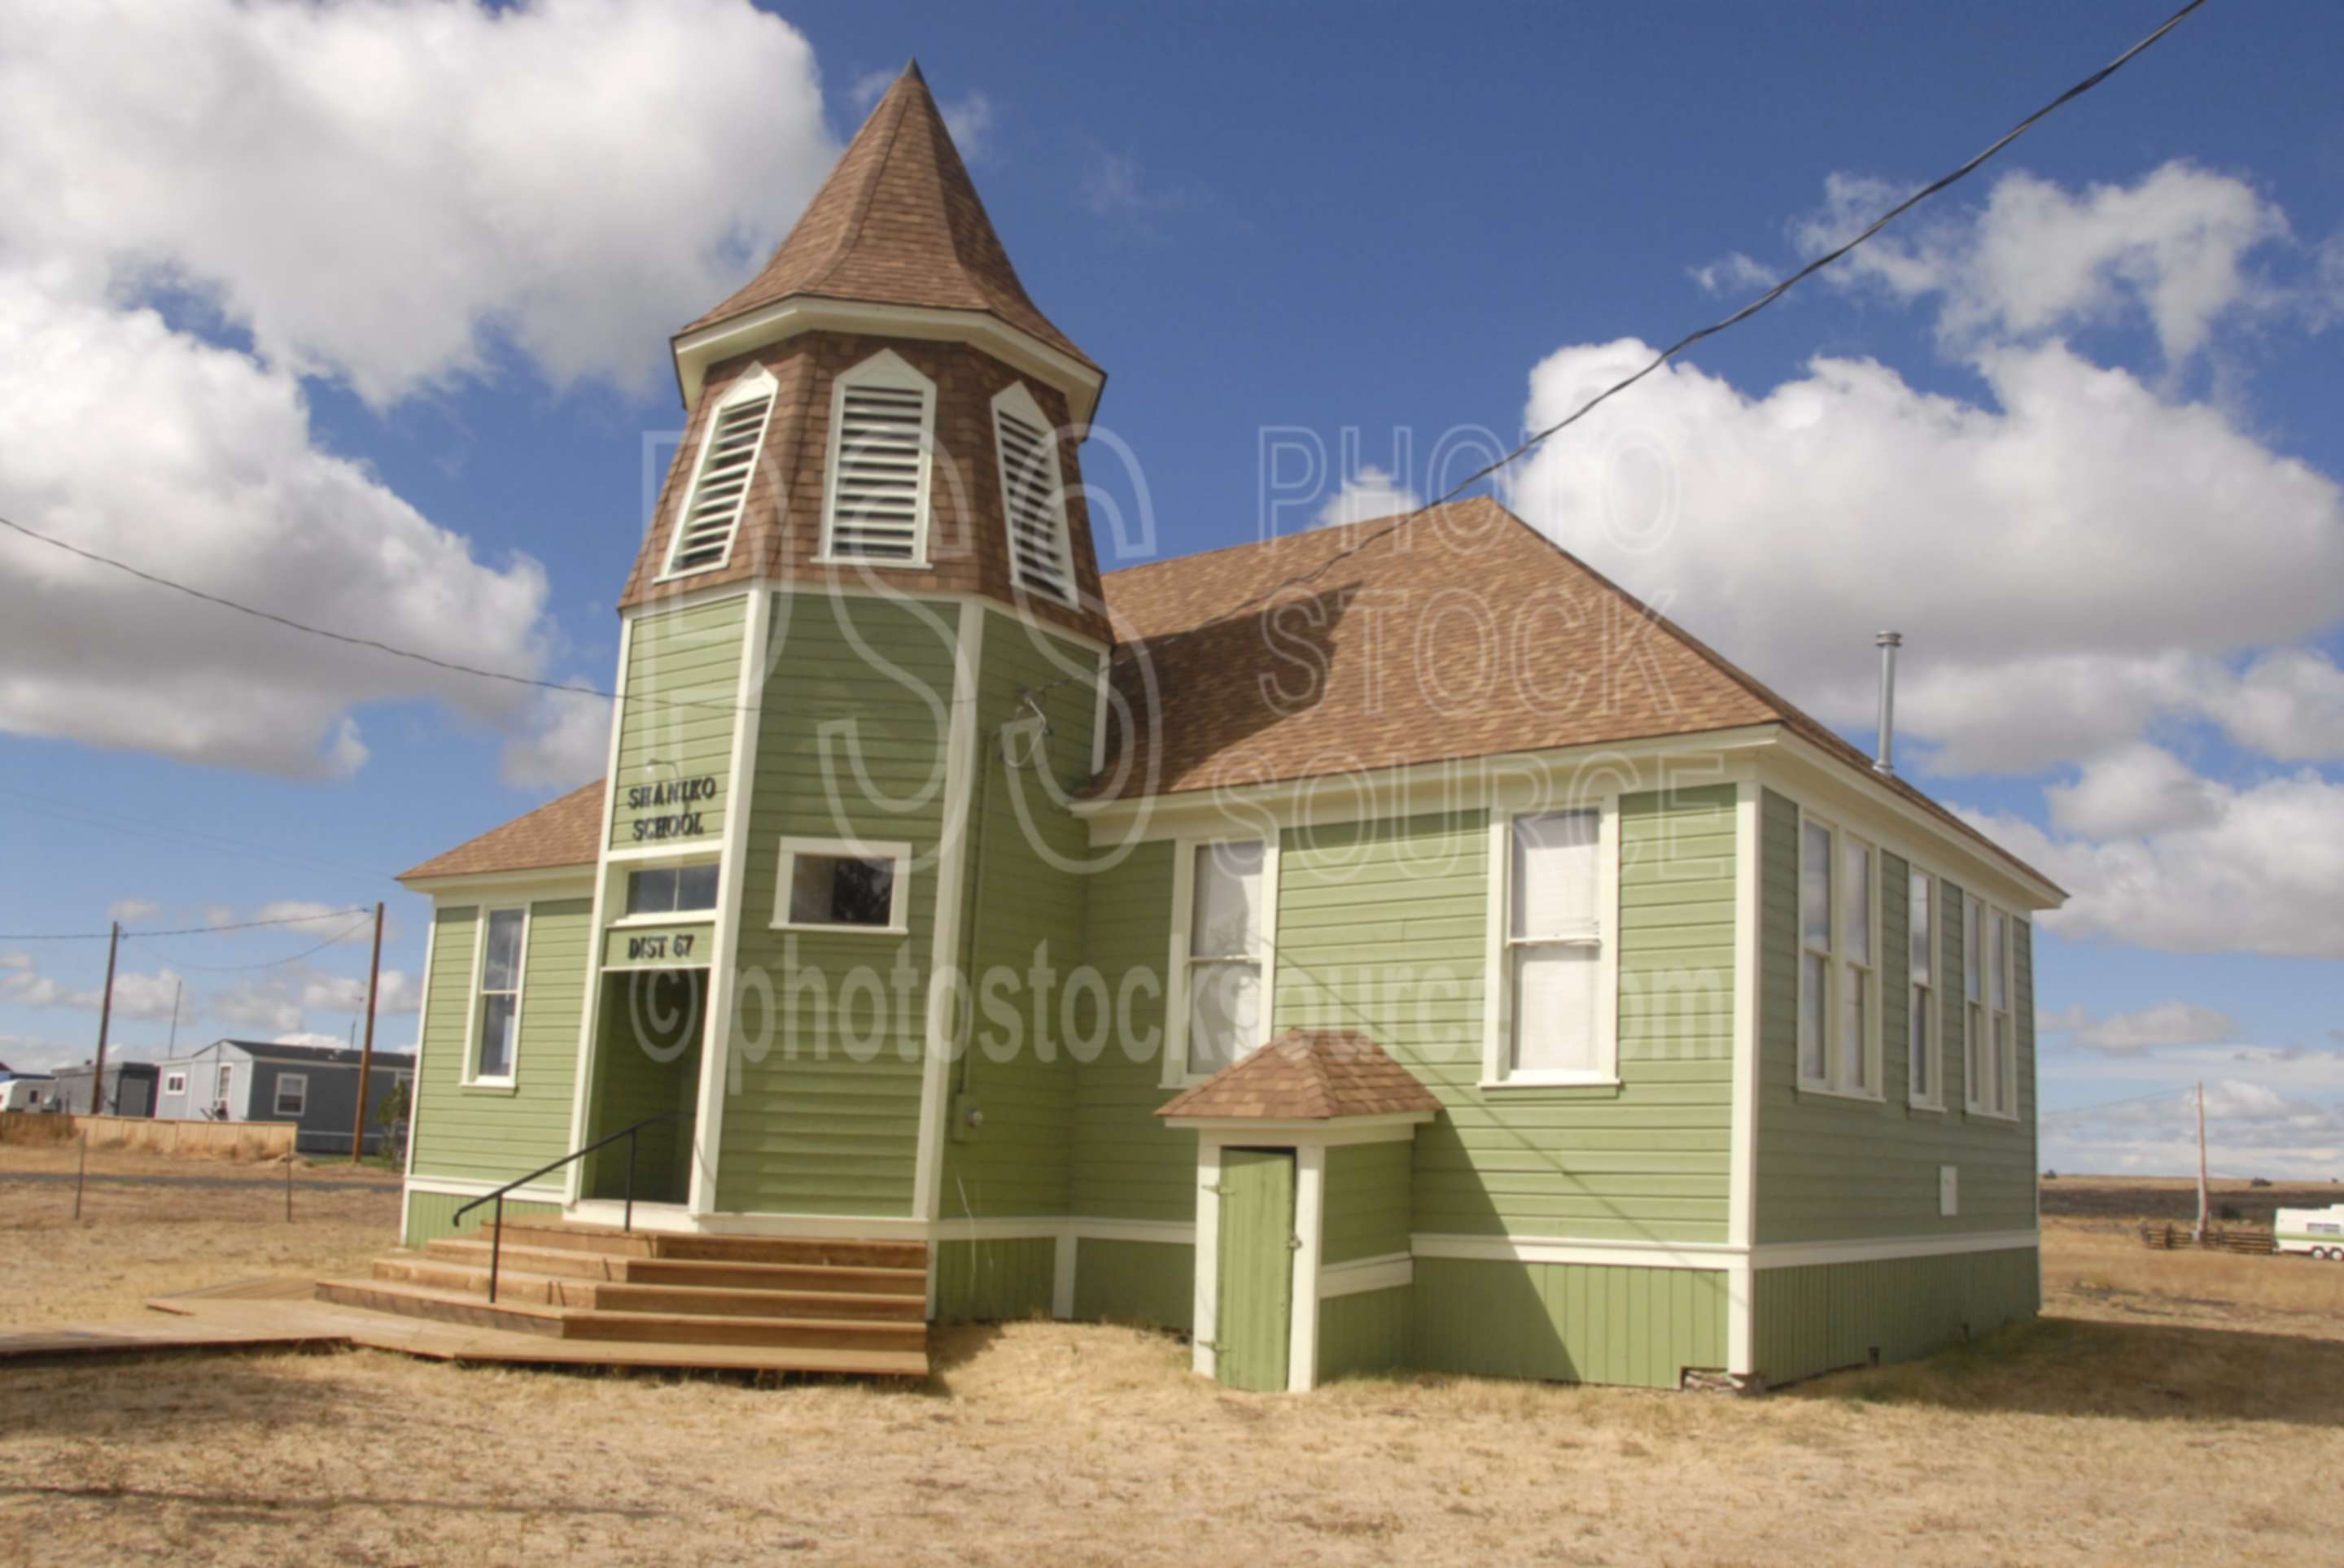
1874 631 1902 774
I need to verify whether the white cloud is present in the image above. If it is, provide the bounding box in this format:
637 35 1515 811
2045 998 2239 1053
1688 251 1775 297
1315 465 1423 530
500 683 613 789
1965 760 2344 959
0 954 184 1020
0 0 835 404
1802 162 2294 364
1507 334 2344 775
0 274 558 775
245 902 379 942
2219 649 2344 762
105 897 160 924
2044 1077 2344 1180
209 965 419 1037
270 1031 345 1050
2045 743 2223 838
941 92 997 166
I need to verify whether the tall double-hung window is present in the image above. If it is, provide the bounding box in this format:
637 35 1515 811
1798 814 1879 1097
1504 810 1606 1081
1908 867 1942 1108
1176 841 1268 1079
820 350 936 566
1966 897 2017 1117
470 907 526 1085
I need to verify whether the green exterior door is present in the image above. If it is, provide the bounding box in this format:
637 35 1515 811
1217 1149 1296 1392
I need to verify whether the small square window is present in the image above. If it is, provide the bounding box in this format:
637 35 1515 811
774 840 910 933
627 862 719 915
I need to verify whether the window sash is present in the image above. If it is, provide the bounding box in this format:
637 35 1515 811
1181 840 1266 1077
1799 814 1876 1095
1909 981 1934 1102
474 907 524 1081
274 1075 307 1117
1184 957 1262 1077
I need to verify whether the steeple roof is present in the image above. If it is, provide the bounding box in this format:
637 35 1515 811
683 59 1093 370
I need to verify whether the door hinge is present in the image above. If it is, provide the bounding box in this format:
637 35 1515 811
1202 1183 1230 1197
1288 1234 1304 1251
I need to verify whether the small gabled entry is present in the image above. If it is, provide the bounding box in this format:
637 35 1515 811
1214 1150 1297 1392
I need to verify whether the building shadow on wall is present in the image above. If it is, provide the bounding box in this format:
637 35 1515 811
1784 1315 2344 1430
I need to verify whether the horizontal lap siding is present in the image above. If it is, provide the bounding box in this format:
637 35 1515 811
402 1190 562 1247
1752 1247 2040 1385
1754 786 2037 1243
1069 841 1193 1223
1412 1256 1725 1388
938 613 1095 1219
609 596 746 850
1073 1238 1192 1331
718 593 956 1216
409 898 592 1185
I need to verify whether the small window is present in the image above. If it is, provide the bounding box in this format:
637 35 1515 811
626 862 719 916
1507 810 1603 1078
1182 840 1266 1077
820 351 935 566
663 371 775 576
273 1073 308 1118
1797 812 1878 1097
215 1063 234 1112
991 382 1075 604
164 1072 186 1095
474 907 525 1081
774 840 910 933
1907 867 1941 1108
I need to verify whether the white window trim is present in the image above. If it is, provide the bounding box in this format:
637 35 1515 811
1906 865 1945 1112
1965 896 2022 1121
609 855 724 928
657 366 778 583
771 836 914 937
163 1072 186 1096
1161 835 1279 1089
461 904 529 1089
214 1062 235 1116
990 380 1078 607
1481 801 1621 1090
816 349 936 570
1796 809 1883 1103
273 1072 308 1118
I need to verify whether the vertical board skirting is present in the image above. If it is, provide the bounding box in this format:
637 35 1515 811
1411 1255 1727 1389
1317 1286 1410 1383
1073 1238 1194 1332
1751 1246 2040 1385
932 1235 1057 1323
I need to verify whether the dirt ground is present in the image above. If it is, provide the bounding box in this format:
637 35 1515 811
4 1162 2342 1566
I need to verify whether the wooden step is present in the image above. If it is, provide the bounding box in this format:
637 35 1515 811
371 1258 924 1321
480 1219 927 1272
317 1278 925 1352
424 1238 925 1297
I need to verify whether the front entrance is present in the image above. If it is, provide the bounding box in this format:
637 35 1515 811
579 967 707 1207
1215 1148 1297 1392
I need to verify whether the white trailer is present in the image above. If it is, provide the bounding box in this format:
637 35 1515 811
0 1075 59 1112
2274 1203 2344 1260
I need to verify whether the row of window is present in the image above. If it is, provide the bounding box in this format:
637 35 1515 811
1798 810 2020 1117
160 1065 406 1119
658 350 1079 605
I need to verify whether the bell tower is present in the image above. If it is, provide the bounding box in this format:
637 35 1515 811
618 59 1112 645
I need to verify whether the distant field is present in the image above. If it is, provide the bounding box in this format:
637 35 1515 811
5 1160 2344 1563
2042 1173 2344 1225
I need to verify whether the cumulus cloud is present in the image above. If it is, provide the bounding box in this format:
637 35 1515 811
0 955 185 1020
1688 251 1776 297
1965 758 2344 959
1315 465 1424 530
500 683 614 790
105 897 160 924
2044 1077 2344 1179
2046 744 2224 839
0 0 835 404
2044 998 2239 1053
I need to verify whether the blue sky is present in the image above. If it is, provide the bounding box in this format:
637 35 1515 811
0 1 2337 1174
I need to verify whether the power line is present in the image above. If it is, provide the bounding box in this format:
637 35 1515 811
126 912 376 973
0 906 374 943
0 0 2210 736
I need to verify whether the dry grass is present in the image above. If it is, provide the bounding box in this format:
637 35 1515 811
2 1173 2342 1564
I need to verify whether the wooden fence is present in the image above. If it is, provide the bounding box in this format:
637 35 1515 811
0 1112 297 1159
2138 1221 2275 1255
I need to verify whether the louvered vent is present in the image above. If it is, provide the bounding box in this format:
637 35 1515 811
665 387 772 574
994 403 1073 602
825 381 931 561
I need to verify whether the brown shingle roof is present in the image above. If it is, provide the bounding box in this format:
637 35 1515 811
1157 1030 1442 1121
1096 498 2058 896
681 61 1093 371
398 780 604 883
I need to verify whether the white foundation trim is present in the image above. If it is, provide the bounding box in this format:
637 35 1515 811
1318 1251 1412 1299
1747 1230 2040 1269
1409 1229 2040 1271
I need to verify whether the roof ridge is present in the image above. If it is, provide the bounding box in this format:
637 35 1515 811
804 70 916 299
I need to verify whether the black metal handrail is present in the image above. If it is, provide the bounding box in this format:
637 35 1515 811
451 1111 689 1303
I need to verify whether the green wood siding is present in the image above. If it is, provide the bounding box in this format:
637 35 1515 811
716 592 958 1216
402 1188 562 1248
1072 1238 1192 1331
933 1235 1057 1323
609 596 747 850
1317 1286 1410 1382
1217 1149 1296 1391
1068 841 1192 1222
409 898 592 1185
1321 1142 1412 1265
1751 1247 2040 1385
1754 788 2038 1243
1412 1256 1726 1388
936 610 1098 1219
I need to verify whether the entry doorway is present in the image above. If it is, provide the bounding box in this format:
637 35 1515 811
580 967 707 1207
1215 1149 1297 1392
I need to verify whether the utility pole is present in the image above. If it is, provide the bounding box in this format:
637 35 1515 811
2193 1081 2211 1243
90 920 120 1117
167 978 182 1055
350 901 384 1164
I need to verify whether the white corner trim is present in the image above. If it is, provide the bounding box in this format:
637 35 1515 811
1287 1143 1324 1393
405 1173 570 1207
400 909 442 1186
916 601 984 1225
1192 1138 1222 1380
1728 780 1761 1375
1318 1251 1412 1299
563 611 636 1199
1051 1233 1077 1321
